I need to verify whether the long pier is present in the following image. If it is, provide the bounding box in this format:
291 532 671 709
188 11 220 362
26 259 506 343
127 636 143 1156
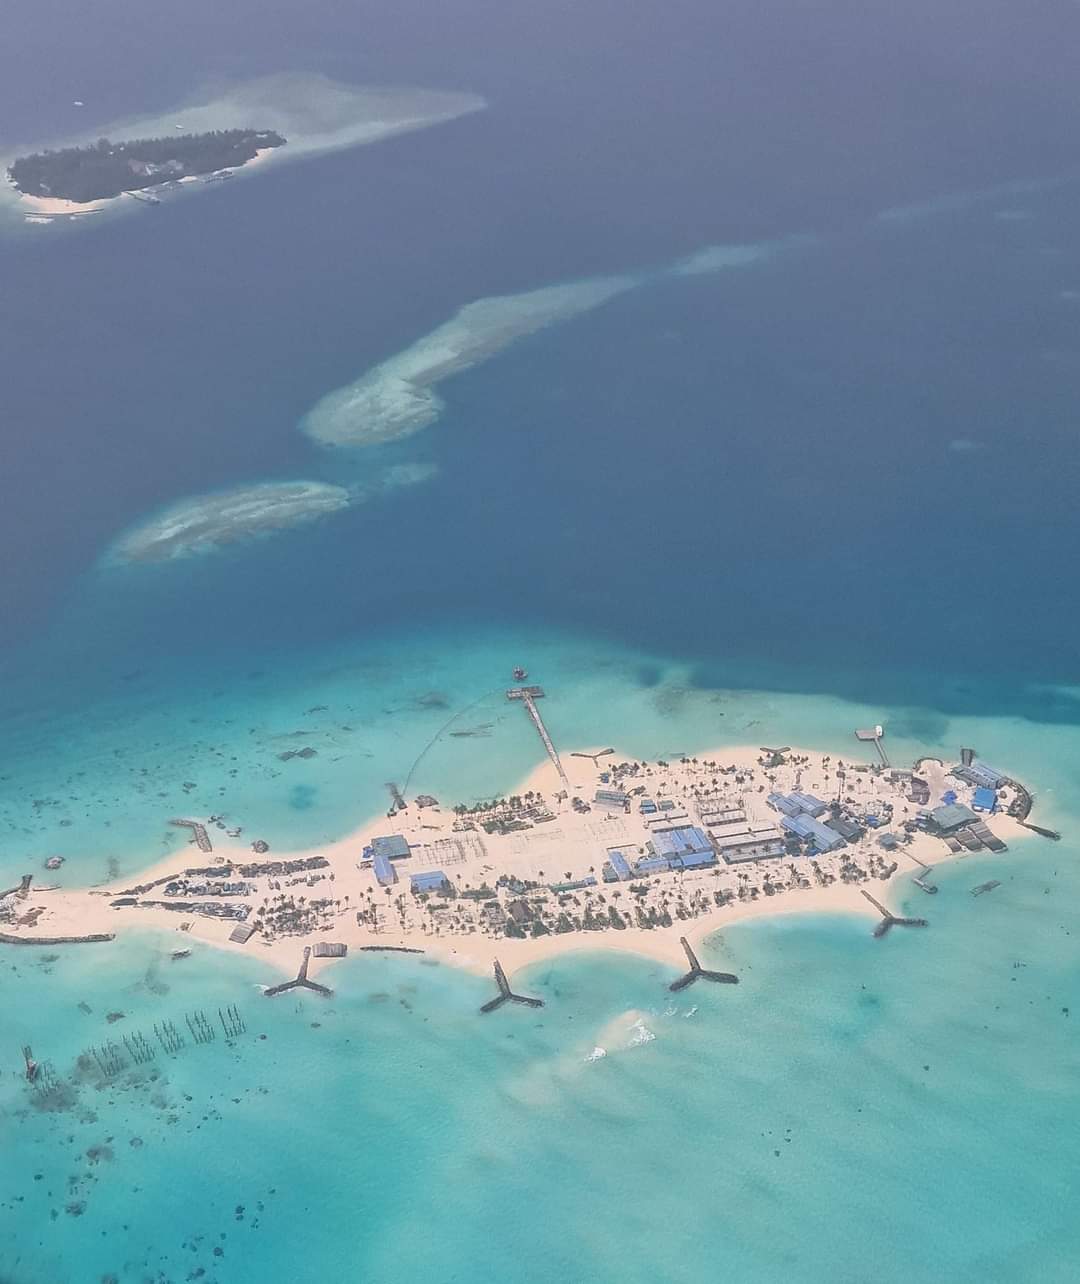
854 727 889 767
669 936 739 992
507 687 569 788
479 959 544 1013
264 947 333 999
860 889 928 938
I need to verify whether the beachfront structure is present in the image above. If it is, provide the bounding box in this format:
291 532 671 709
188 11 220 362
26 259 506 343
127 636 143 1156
594 788 630 811
781 813 845 853
603 847 634 882
373 852 398 886
649 825 716 869
971 786 998 813
410 869 451 894
229 922 257 944
925 802 978 834
952 761 1008 791
370 834 411 861
312 942 348 958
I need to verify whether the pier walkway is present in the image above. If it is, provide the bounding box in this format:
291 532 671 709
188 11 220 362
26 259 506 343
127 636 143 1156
264 947 333 999
507 687 569 788
854 727 889 767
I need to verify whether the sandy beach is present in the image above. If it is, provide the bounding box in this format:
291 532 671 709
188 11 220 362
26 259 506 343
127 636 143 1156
1 740 1031 985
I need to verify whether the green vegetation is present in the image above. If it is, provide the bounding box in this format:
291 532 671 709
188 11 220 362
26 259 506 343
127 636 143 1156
8 128 286 203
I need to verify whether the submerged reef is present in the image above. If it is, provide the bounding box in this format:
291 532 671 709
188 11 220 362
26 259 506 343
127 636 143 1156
108 481 352 563
300 275 638 448
107 463 437 565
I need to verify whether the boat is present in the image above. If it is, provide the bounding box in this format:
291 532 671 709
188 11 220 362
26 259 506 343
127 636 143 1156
44 855 65 870
970 880 1001 897
170 948 192 960
512 666 528 681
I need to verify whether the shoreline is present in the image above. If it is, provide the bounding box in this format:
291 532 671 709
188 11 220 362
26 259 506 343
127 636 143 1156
1 72 485 230
2 741 1032 983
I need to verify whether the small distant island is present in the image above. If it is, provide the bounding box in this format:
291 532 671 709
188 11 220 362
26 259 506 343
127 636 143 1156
7 128 286 204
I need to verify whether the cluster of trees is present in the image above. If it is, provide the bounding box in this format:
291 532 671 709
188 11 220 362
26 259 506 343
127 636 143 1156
8 128 285 203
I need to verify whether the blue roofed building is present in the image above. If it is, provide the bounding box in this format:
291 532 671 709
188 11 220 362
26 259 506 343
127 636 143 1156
371 834 411 861
410 869 450 894
603 847 634 882
373 852 398 886
953 761 1008 791
768 792 801 817
634 854 672 875
972 786 997 814
782 814 844 852
788 792 828 818
650 825 716 869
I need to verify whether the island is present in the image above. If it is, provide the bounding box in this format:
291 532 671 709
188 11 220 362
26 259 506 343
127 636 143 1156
0 73 486 227
7 129 286 204
0 722 1046 993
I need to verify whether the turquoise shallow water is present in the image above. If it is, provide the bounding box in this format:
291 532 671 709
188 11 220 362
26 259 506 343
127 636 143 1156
2 661 1080 1283
3 834 1079 1283
3 619 1077 888
4 2 1080 1272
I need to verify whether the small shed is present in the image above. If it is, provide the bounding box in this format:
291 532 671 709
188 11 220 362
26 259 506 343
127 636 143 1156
229 922 256 944
313 942 347 958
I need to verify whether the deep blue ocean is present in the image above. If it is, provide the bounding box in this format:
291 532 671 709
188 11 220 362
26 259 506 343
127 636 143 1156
3 1 1080 1280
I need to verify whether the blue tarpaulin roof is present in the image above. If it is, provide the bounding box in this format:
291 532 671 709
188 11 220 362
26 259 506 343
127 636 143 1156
373 852 397 885
972 787 997 812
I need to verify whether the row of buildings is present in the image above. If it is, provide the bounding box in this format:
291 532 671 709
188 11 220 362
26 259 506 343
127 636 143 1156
361 834 452 895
